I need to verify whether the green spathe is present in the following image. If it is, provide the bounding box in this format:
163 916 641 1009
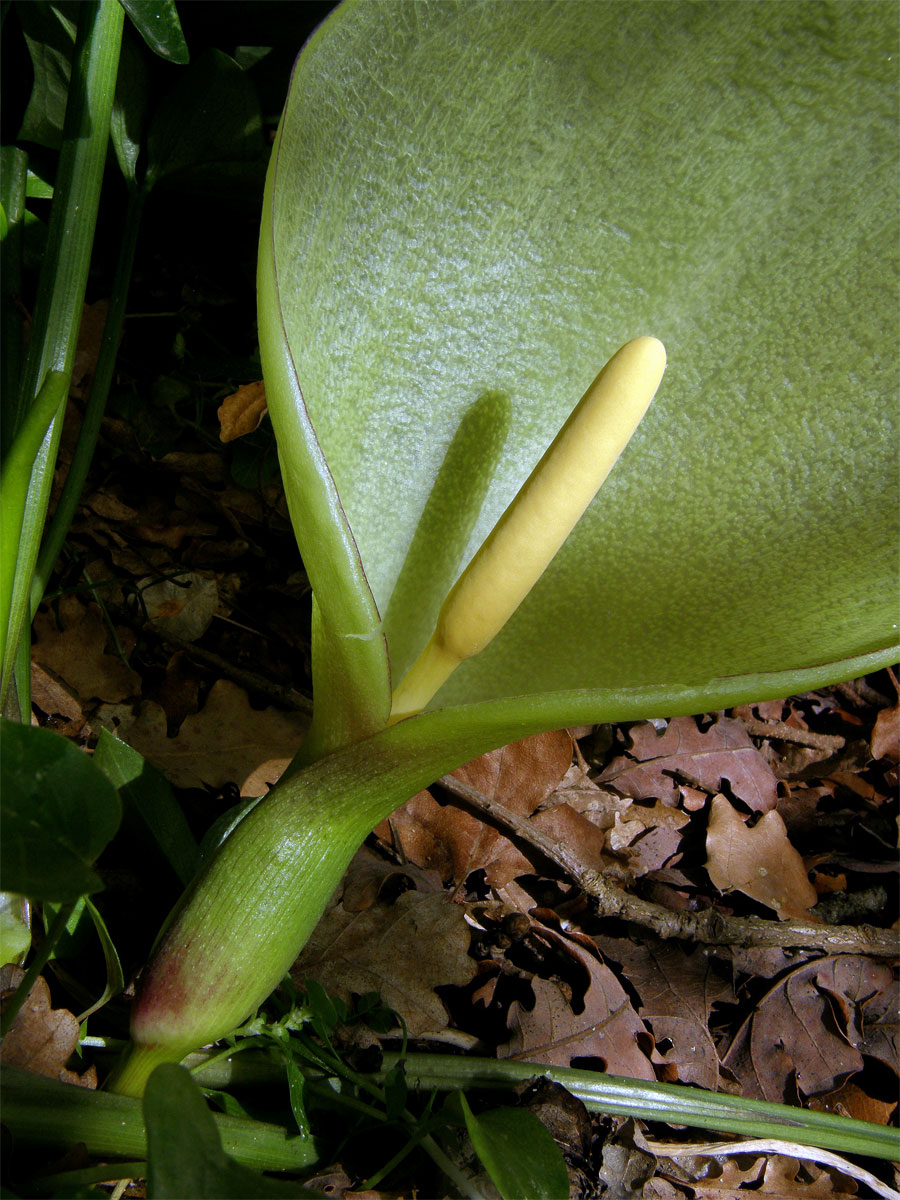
266 0 897 756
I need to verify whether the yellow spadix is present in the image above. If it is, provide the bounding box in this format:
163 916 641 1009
390 335 667 720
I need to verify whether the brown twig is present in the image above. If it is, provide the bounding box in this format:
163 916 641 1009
147 627 313 713
739 716 845 753
437 775 900 958
835 677 892 708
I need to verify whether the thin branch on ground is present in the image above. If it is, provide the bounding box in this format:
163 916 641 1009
738 716 845 753
147 627 314 713
436 775 900 958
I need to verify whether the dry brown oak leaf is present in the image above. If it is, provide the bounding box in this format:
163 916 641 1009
291 890 477 1038
607 798 690 876
599 716 778 812
593 934 735 1091
871 699 900 762
700 1152 860 1197
502 920 658 1080
32 594 140 703
0 967 96 1087
809 1079 897 1127
30 661 85 736
126 678 307 792
218 380 267 442
722 954 895 1102
705 794 817 920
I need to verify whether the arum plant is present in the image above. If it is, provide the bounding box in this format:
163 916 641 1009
110 0 898 1154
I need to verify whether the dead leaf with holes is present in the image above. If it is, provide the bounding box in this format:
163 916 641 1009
705 794 817 920
125 678 306 792
31 595 140 703
291 890 476 1037
722 955 894 1101
0 967 96 1088
692 1153 859 1197
218 380 267 442
593 935 734 1090
337 845 444 914
599 716 778 811
502 921 657 1079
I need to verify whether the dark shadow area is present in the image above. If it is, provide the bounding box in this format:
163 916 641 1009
382 389 511 680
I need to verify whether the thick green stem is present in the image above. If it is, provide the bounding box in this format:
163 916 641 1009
0 1065 316 1173
107 733 441 1095
110 708 564 1093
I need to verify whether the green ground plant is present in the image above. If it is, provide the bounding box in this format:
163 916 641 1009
1 2 898 1196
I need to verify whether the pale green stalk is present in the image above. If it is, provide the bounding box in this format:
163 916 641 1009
0 0 124 708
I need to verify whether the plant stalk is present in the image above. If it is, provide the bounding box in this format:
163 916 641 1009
0 0 124 706
388 1055 900 1163
184 1045 900 1162
29 185 146 618
0 1065 316 1172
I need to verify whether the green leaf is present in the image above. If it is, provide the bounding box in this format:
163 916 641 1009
1 370 69 678
459 1093 569 1200
145 49 266 197
0 892 30 963
0 720 120 901
35 894 124 1021
110 30 150 185
303 978 345 1039
144 1063 317 1198
3 0 124 709
283 1054 312 1140
17 1 77 150
25 169 54 200
118 0 188 65
382 1060 407 1122
94 728 199 886
262 0 899 738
